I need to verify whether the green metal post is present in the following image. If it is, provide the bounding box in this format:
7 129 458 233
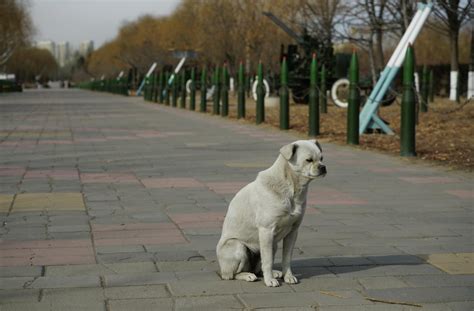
347 51 360 145
213 66 220 115
153 72 161 103
237 62 246 119
200 66 207 112
256 62 265 124
164 72 170 105
172 74 178 107
180 69 186 109
401 46 416 157
320 64 327 113
309 54 319 136
190 68 196 110
421 65 428 112
158 71 164 103
221 64 229 117
428 69 434 103
280 57 289 130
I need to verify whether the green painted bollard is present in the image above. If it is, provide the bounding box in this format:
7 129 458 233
200 66 207 112
428 69 434 103
213 66 221 115
320 64 327 113
256 62 265 124
280 57 289 130
164 72 170 105
180 70 186 109
309 54 319 136
144 77 150 101
153 72 159 102
347 51 360 145
401 46 416 157
237 62 246 119
421 65 428 112
158 71 163 103
190 68 196 111
221 64 229 117
172 74 178 107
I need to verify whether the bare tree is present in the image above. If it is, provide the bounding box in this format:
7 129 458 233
429 0 472 101
0 0 34 67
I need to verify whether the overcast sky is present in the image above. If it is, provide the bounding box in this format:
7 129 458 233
30 0 180 49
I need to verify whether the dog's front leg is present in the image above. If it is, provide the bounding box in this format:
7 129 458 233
258 227 279 287
282 227 299 284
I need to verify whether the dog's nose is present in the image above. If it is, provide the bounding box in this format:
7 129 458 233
318 164 327 175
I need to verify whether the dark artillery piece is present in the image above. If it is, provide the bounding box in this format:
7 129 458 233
262 11 352 106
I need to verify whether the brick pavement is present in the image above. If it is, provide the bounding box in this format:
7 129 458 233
0 89 473 310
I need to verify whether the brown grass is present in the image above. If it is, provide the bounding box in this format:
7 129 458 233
197 93 473 172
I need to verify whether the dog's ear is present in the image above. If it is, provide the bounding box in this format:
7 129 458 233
280 143 298 161
311 139 322 153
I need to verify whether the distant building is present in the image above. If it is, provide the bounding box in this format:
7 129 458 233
35 40 56 58
56 42 70 67
79 40 94 57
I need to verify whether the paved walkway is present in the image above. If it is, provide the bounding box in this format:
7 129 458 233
0 89 472 310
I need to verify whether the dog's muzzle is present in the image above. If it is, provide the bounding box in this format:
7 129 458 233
318 164 327 176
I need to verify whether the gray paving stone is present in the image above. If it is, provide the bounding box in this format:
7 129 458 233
107 298 173 311
168 280 243 296
104 285 169 299
358 276 408 289
156 260 217 272
364 287 474 304
45 262 157 276
0 277 35 289
175 295 243 311
97 252 155 264
0 302 52 311
27 275 100 289
0 289 40 303
104 272 176 287
96 245 145 254
0 266 43 278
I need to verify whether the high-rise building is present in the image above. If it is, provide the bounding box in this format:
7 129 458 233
35 41 56 58
56 42 70 67
79 40 94 57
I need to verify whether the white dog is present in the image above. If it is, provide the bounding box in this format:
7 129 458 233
216 140 326 287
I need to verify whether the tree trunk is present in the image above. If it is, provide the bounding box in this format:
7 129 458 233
449 29 459 102
375 28 384 74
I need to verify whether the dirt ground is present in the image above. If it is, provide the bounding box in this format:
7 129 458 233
208 94 473 172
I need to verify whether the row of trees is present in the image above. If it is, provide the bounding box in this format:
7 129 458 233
1 0 60 82
84 0 471 99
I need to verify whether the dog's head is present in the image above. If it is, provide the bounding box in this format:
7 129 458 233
279 140 326 179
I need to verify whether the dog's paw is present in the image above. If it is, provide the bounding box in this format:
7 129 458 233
235 272 257 282
264 278 280 287
284 274 299 284
272 270 283 279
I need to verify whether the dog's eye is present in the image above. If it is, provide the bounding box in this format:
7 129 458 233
306 159 313 163
320 156 324 161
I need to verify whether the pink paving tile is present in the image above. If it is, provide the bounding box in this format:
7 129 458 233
399 176 460 184
32 255 96 266
305 207 320 214
106 135 137 140
81 173 139 184
75 138 107 143
162 131 194 136
142 178 204 189
168 212 225 229
0 239 92 250
0 257 31 266
445 190 474 199
369 167 419 173
24 169 79 180
0 166 26 176
205 182 248 194
39 140 73 145
92 222 177 232
94 236 187 246
307 187 367 206
0 246 95 266
94 229 182 239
